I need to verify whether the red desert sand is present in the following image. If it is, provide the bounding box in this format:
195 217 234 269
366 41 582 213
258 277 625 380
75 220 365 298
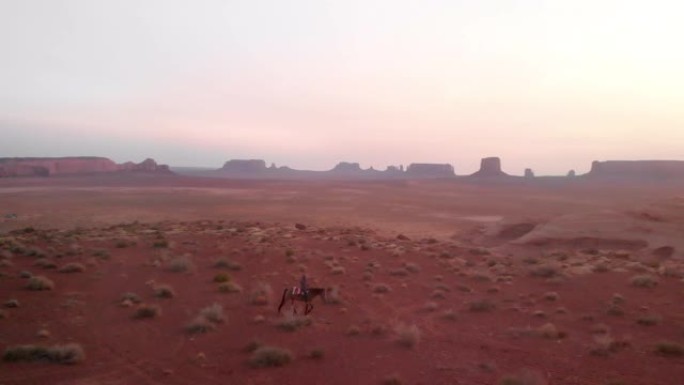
1 175 684 385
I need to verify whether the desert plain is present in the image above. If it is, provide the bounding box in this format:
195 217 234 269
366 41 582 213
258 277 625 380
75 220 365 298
1 174 684 385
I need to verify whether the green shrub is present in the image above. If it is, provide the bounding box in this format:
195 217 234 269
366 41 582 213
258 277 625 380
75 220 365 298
249 346 293 367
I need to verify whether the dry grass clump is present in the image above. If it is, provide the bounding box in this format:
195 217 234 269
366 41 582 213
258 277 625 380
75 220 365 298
213 273 231 283
537 323 566 339
185 304 225 334
543 292 559 301
213 257 242 271
404 262 420 273
389 267 409 277
185 316 216 334
120 292 142 304
630 274 659 288
133 304 161 319
382 374 404 385
249 346 293 367
4 299 20 308
636 314 661 326
58 263 86 273
395 323 420 348
308 348 324 360
529 264 560 278
330 266 346 275
19 270 32 279
199 303 224 323
154 284 176 298
26 276 54 291
423 301 438 312
346 325 361 336
590 334 631 356
167 256 194 273
276 314 312 332
441 309 458 321
248 282 272 305
373 283 391 294
2 343 85 364
655 341 684 357
218 282 243 293
468 299 496 313
34 258 57 269
499 369 547 385
605 303 625 317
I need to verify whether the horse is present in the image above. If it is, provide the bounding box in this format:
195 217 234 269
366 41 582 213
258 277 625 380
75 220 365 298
277 287 331 315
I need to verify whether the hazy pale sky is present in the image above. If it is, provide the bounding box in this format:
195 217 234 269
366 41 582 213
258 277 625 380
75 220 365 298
1 1 683 175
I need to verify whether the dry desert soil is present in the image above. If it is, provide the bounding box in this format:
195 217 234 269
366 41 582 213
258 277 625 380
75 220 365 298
1 175 684 385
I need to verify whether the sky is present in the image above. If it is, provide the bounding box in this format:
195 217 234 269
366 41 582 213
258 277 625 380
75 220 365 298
1 0 683 175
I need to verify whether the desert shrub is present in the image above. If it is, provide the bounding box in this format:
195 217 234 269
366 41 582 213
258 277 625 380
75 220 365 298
248 282 272 305
2 343 85 364
185 316 216 334
468 299 496 313
19 270 32 279
373 283 391 294
362 271 374 281
346 325 361 336
0 309 7 319
423 301 438 312
167 256 194 272
133 304 161 319
213 273 231 283
120 292 142 304
395 323 420 348
431 290 447 299
330 266 346 275
213 258 242 271
441 309 458 321
91 249 110 260
612 293 625 304
606 304 625 317
249 346 293 367
499 369 546 385
26 276 54 291
529 264 560 278
285 249 295 258
636 314 661 326
115 240 130 248
537 323 563 339
218 282 242 293
655 341 684 357
308 348 324 359
630 275 658 288
4 299 19 308
34 258 57 269
243 339 263 353
405 263 420 273
543 292 559 301
154 284 176 298
276 314 311 332
153 239 169 248
199 303 224 323
389 268 409 277
58 263 86 273
383 374 404 385
590 334 631 356
0 259 13 267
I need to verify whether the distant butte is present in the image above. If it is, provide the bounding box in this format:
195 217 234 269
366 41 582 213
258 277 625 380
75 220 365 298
0 157 172 178
588 160 684 179
470 157 508 177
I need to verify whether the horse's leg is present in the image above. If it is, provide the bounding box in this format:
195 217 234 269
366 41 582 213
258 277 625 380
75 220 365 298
305 302 313 315
277 289 288 314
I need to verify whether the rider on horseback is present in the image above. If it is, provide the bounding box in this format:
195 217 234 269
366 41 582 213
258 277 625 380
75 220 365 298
300 274 309 300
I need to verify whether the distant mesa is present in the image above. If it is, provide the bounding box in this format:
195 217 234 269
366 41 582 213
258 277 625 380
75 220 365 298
220 159 267 173
589 160 684 179
0 157 171 178
406 163 455 178
470 157 507 177
331 162 362 173
524 168 535 178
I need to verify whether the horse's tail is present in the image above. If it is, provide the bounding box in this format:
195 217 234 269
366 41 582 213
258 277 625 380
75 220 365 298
277 288 288 314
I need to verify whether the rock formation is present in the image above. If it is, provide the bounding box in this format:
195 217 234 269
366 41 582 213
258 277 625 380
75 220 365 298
331 162 362 172
524 168 535 178
0 157 172 177
221 159 267 173
471 157 507 177
567 170 576 177
405 163 455 178
588 160 684 179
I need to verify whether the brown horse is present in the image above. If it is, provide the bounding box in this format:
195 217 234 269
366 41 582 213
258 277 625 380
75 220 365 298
277 287 331 315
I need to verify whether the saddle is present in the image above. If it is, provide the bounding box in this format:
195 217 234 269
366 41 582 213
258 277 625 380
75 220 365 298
292 287 308 298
